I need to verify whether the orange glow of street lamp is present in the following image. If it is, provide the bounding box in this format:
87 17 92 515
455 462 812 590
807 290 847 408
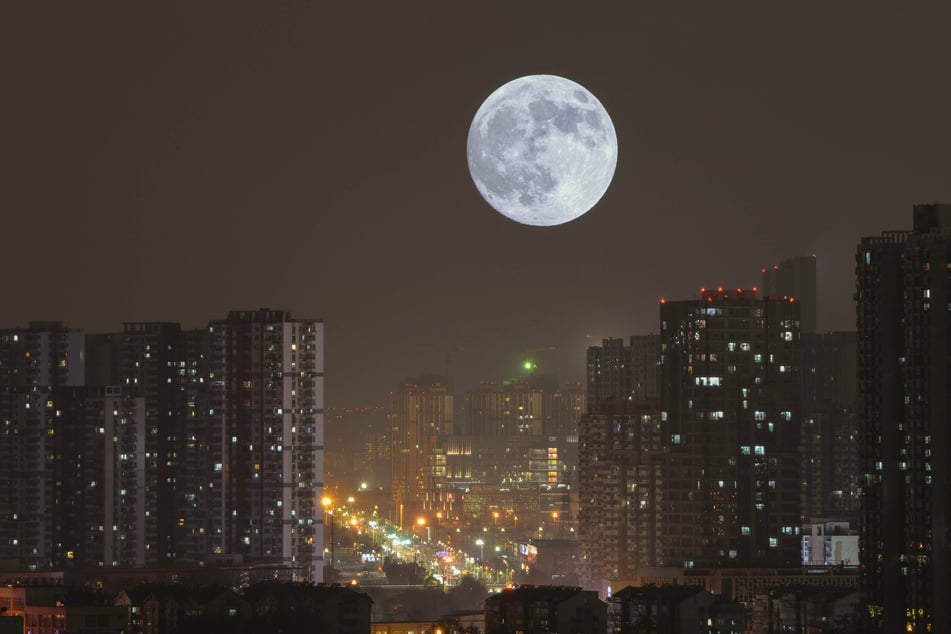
321 496 332 510
416 517 426 527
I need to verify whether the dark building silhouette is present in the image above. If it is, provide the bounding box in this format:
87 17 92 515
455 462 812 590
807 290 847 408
578 400 663 591
484 585 606 634
389 380 453 521
660 288 802 568
1 311 325 581
630 334 660 401
543 381 585 436
856 204 951 633
586 336 659 408
0 322 85 569
800 331 860 518
756 586 860 634
586 337 633 405
118 322 188 566
762 254 817 334
579 292 804 590
608 584 718 634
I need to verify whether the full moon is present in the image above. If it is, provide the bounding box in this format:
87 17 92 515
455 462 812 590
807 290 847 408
467 74 618 226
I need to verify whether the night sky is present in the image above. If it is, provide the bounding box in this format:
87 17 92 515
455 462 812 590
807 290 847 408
3 4 950 406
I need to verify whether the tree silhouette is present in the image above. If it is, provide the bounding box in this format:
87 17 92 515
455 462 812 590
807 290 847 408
448 576 488 612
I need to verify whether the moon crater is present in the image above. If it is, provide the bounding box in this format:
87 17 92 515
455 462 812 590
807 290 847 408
467 75 617 226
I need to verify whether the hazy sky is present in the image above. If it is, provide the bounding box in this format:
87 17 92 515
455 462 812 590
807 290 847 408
3 4 950 406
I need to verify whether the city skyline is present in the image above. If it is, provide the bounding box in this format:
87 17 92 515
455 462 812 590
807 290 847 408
4 4 951 408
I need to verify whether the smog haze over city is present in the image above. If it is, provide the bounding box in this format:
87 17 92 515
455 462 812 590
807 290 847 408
3 3 951 404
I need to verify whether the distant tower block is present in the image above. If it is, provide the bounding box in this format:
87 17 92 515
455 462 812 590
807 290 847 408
762 254 817 333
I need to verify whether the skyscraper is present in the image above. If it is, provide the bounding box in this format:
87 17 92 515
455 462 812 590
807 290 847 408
659 288 802 567
79 386 146 569
116 322 188 566
856 204 951 633
800 331 860 518
207 309 325 581
586 337 633 405
630 334 660 401
1 311 325 581
578 400 663 591
762 254 817 334
0 322 85 569
389 380 453 521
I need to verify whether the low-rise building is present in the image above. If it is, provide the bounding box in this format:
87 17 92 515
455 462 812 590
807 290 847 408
608 585 715 634
801 520 859 567
484 585 605 634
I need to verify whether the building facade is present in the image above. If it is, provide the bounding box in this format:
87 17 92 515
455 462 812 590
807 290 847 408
389 381 453 520
660 289 803 568
1 310 325 582
800 331 860 518
484 585 606 634
207 309 325 581
856 204 951 633
586 337 633 405
577 400 663 592
0 322 85 570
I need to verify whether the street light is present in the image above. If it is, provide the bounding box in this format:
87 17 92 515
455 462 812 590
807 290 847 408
475 539 485 580
321 496 334 580
416 517 430 543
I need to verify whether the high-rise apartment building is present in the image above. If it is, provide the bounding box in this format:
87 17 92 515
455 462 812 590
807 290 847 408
389 381 453 520
78 386 146 569
207 309 325 581
117 322 188 565
630 334 660 401
660 288 802 567
543 381 585 437
578 400 663 591
1 311 325 582
464 381 505 436
586 336 659 407
0 322 85 570
86 324 198 567
762 254 817 334
800 331 860 518
586 338 633 405
856 204 951 633
456 379 580 527
462 380 543 437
